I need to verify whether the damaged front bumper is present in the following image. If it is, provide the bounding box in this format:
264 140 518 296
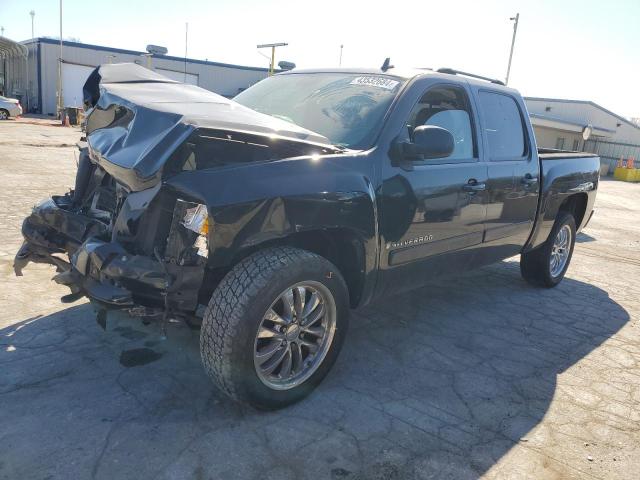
15 194 206 315
56 238 167 307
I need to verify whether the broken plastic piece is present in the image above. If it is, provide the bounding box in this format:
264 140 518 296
182 203 209 235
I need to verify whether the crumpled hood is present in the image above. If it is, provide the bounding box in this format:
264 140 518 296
83 63 337 191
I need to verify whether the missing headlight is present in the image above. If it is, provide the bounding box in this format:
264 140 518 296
165 200 210 262
182 204 209 236
182 204 210 258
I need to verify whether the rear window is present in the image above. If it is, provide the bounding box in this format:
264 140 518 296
478 91 526 160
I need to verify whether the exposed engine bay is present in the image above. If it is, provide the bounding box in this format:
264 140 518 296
13 63 339 325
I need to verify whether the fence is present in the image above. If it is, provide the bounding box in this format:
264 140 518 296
583 138 640 174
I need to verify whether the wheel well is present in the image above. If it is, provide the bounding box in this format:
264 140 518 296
200 229 367 308
558 193 588 228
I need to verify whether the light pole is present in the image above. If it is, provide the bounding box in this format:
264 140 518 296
26 11 35 112
184 22 188 83
339 44 343 67
257 43 288 76
57 0 64 118
505 13 519 85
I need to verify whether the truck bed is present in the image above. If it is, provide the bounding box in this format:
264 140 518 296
538 148 599 160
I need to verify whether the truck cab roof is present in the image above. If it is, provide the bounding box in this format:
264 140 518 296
277 67 520 94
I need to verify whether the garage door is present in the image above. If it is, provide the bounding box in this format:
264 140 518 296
62 63 95 108
156 68 198 85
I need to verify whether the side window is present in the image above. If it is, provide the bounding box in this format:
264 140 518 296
478 91 526 160
406 85 476 160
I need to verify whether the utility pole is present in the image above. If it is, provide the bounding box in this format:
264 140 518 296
184 22 188 82
30 10 35 39
26 11 35 112
339 44 344 67
505 13 519 85
257 43 288 76
57 0 64 118
142 53 153 69
1 27 4 36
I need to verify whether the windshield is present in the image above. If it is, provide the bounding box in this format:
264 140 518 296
234 73 404 149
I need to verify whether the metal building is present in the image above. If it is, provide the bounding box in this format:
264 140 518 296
525 97 640 173
2 37 270 116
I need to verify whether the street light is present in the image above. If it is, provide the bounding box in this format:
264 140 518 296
30 10 35 39
257 42 288 76
26 10 36 112
505 13 519 85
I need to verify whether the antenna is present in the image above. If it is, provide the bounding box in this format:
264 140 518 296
381 57 393 72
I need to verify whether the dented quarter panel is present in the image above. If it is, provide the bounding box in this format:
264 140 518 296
524 154 600 251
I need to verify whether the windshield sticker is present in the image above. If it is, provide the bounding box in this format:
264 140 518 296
350 76 400 90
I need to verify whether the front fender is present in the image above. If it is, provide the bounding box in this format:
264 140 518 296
164 152 379 273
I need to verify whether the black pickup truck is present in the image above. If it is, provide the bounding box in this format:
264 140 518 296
15 63 599 409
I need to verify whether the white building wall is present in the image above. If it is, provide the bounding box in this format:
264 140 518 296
35 39 269 115
533 125 583 151
526 98 640 144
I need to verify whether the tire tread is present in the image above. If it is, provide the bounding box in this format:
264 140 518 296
200 247 326 402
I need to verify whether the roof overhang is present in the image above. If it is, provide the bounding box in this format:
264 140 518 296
0 36 28 59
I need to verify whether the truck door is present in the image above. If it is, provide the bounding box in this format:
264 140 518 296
474 90 540 258
378 83 488 297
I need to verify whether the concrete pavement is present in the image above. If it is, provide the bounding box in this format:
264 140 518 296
1 118 639 479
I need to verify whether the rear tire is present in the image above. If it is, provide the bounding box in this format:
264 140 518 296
200 247 349 410
520 211 576 288
0 109 9 120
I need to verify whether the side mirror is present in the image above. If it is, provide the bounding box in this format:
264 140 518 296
403 125 454 159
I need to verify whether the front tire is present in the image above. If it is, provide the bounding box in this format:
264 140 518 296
520 211 576 287
200 247 349 409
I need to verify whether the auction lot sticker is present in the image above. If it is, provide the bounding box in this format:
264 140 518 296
350 76 400 90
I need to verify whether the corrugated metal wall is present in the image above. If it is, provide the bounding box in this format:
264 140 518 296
584 138 640 171
35 39 269 115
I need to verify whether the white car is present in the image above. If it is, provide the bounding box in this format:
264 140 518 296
0 96 23 119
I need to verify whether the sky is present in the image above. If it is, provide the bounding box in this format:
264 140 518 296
1 0 639 118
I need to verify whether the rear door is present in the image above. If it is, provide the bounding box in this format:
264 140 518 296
473 89 540 256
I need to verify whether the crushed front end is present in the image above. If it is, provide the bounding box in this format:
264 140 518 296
15 145 209 321
14 62 339 324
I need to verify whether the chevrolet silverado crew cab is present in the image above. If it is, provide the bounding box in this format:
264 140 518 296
15 63 599 409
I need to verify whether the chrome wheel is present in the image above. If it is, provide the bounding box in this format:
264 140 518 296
0 110 8 120
550 224 572 278
254 281 337 390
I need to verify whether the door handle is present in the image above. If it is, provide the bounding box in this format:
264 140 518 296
462 179 486 193
522 174 539 187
